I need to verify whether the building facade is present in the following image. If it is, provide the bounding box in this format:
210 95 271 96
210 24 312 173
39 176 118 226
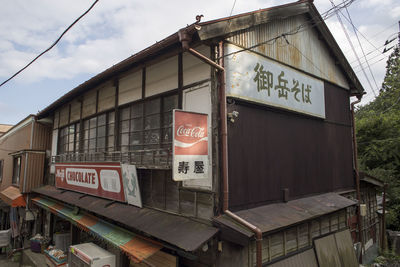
27 1 375 266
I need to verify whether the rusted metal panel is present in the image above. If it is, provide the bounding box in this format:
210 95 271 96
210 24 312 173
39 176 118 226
268 249 318 267
22 152 45 193
33 185 219 252
226 14 349 90
227 82 353 209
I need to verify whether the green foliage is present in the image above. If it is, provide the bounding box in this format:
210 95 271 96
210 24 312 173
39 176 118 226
356 46 400 230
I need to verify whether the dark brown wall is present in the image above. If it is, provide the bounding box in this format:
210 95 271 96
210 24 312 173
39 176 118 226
227 82 354 210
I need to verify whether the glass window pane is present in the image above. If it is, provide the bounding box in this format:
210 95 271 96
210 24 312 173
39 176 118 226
163 112 172 127
108 123 114 136
89 117 97 128
108 136 114 148
144 130 160 144
145 99 160 115
163 94 178 111
120 107 130 121
68 142 74 152
108 111 115 123
131 103 143 118
162 127 172 143
144 114 160 130
98 114 106 126
89 139 96 149
83 140 89 151
98 126 106 137
76 122 80 132
121 133 129 146
97 137 106 151
84 129 89 140
120 120 129 133
89 128 97 139
84 120 89 130
130 132 143 145
130 118 142 132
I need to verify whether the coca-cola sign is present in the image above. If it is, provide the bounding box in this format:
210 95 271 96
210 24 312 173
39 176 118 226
173 110 209 181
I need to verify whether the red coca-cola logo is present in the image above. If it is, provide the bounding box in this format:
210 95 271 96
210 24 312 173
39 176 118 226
176 125 205 139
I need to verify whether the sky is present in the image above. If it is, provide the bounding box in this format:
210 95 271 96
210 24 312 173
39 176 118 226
0 0 399 125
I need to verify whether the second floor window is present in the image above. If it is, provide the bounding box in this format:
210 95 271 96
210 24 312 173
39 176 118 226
12 156 21 185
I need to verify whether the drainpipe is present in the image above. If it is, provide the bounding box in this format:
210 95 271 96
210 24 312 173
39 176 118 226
351 98 363 261
178 28 263 267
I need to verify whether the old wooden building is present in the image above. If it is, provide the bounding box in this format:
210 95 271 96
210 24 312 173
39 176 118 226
0 115 51 235
31 0 370 266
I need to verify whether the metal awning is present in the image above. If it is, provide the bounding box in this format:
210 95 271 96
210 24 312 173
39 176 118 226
33 185 219 252
0 186 26 207
32 196 161 263
214 193 356 245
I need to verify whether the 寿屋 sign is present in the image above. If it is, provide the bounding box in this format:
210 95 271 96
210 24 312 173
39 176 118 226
225 43 326 118
173 110 209 181
55 162 142 207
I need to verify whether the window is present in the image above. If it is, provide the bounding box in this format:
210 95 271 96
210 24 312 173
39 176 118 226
82 111 115 154
119 94 178 152
58 122 80 154
0 159 3 183
12 156 21 185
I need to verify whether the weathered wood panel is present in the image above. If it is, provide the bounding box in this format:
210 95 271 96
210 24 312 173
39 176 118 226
98 82 115 113
82 89 97 119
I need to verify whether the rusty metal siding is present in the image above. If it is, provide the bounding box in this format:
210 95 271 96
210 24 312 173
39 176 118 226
227 82 354 210
22 152 45 193
32 122 51 151
226 14 349 90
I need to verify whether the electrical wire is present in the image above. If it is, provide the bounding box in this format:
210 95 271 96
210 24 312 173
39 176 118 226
0 0 100 88
223 0 238 35
343 1 380 93
329 0 377 97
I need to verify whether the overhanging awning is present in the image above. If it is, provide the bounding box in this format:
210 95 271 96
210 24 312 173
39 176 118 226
0 186 26 207
32 196 161 263
33 185 219 252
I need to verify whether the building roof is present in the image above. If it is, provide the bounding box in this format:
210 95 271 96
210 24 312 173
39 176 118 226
0 124 13 134
37 0 364 119
214 192 356 245
33 185 219 252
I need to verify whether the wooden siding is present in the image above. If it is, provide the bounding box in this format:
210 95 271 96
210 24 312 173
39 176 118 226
227 82 354 210
0 118 50 192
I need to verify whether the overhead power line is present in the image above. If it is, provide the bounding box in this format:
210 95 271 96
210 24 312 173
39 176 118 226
0 0 100 88
329 0 377 97
342 1 380 93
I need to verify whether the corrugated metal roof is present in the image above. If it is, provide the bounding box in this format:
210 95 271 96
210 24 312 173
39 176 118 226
214 192 355 236
33 185 218 252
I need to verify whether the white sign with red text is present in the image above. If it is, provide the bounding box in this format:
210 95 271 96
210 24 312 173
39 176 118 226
55 162 142 207
173 110 209 181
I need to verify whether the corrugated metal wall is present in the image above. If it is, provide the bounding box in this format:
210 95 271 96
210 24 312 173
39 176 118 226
226 14 349 90
22 152 45 193
227 82 354 210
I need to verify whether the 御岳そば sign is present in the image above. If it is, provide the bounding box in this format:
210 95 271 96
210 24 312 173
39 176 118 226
173 110 209 181
225 43 325 118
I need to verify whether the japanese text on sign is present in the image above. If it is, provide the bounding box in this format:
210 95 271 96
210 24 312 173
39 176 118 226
225 43 325 118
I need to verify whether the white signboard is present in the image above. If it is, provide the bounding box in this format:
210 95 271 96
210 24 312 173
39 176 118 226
121 164 142 208
225 44 325 118
173 110 209 181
